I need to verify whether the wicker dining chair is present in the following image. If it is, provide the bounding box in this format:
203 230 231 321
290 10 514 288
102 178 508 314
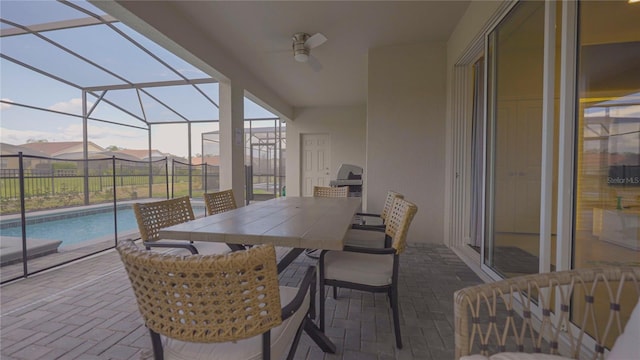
133 196 230 255
306 185 351 258
117 241 316 360
346 190 404 248
313 185 349 198
318 197 418 349
454 267 640 360
204 189 237 215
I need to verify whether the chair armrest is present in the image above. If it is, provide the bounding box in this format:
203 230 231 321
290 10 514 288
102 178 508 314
281 265 316 321
454 267 640 359
143 241 199 254
356 212 381 218
342 245 395 254
351 223 386 232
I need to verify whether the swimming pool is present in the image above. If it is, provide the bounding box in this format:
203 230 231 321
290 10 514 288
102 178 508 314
0 204 205 248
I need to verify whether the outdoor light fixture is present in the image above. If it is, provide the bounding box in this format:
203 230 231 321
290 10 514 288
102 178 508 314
292 32 326 63
292 32 311 62
294 53 309 62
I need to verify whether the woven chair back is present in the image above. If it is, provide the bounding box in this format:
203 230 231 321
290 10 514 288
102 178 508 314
313 186 349 198
133 196 195 242
381 191 404 223
385 198 418 254
204 189 237 215
454 267 640 359
117 241 282 343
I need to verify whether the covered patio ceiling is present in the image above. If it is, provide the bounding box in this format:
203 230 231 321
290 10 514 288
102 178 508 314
98 1 472 110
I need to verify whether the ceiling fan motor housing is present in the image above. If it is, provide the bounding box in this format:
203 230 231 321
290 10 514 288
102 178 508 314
292 32 310 62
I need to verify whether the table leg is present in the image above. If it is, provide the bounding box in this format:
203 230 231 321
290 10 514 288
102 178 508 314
304 319 336 353
226 243 246 252
277 248 305 274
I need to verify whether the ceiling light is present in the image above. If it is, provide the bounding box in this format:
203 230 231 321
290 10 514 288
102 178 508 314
292 33 310 62
294 52 309 62
629 0 640 3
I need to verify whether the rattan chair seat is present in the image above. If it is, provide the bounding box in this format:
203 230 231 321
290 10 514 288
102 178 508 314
117 241 315 360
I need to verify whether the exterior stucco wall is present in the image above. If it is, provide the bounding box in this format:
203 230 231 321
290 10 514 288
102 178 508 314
367 42 447 244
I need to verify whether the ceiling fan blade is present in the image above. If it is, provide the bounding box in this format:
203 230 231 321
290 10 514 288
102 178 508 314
305 33 327 49
307 54 323 71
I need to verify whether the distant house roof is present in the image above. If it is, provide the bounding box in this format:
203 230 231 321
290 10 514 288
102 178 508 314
54 151 140 161
6 142 185 162
18 141 104 157
192 156 220 166
0 143 49 157
115 149 167 160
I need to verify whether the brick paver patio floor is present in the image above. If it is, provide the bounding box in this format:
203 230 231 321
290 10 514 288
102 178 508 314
1 243 482 359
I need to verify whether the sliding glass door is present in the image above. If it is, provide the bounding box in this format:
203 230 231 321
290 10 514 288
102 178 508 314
484 1 546 277
573 0 639 272
571 1 640 346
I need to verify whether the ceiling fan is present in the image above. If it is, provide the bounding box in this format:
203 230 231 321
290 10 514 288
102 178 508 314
292 32 327 71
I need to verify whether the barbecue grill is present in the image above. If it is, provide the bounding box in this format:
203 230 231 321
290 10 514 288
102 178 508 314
329 164 363 197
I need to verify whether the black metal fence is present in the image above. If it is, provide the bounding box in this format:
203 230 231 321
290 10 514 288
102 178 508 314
171 159 220 199
0 154 171 214
0 153 219 284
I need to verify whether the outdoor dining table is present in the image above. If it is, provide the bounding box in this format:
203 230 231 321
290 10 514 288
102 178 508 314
158 195 362 353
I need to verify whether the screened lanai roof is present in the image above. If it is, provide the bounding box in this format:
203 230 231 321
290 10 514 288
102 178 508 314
0 0 221 128
1 0 278 130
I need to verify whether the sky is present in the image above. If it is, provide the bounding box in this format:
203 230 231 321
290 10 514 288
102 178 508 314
0 0 277 158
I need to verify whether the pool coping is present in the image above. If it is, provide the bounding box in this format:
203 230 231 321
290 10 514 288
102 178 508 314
0 198 206 223
0 200 142 223
0 236 63 266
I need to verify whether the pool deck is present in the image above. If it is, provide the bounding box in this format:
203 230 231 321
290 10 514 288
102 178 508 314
0 236 63 266
0 243 483 359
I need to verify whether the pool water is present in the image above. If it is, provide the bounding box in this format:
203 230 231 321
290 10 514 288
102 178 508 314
0 206 205 248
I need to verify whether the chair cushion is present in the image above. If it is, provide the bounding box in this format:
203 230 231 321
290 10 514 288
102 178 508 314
607 299 640 360
343 229 386 248
191 241 233 255
157 240 232 256
323 250 394 286
162 286 309 360
460 353 572 360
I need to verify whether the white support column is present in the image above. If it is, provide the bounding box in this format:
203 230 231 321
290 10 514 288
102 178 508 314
219 81 245 206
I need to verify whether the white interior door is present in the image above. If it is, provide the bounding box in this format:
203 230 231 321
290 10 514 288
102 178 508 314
301 133 331 197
